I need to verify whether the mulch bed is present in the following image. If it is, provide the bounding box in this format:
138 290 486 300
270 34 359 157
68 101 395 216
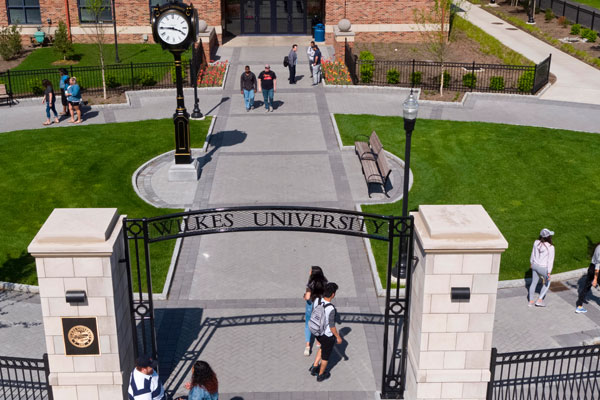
484 1 600 63
0 47 35 72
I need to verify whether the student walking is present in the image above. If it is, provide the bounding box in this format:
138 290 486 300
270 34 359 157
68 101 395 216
128 355 165 400
58 68 70 117
65 77 82 123
312 45 322 86
177 361 218 400
528 228 555 307
575 242 600 314
42 79 60 126
288 44 298 84
240 65 257 112
309 282 342 382
303 266 328 356
307 41 315 78
257 64 277 112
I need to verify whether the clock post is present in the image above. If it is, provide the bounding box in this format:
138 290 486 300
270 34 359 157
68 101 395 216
152 1 199 180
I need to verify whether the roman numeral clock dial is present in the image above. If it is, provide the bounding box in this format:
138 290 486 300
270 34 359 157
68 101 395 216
156 11 189 45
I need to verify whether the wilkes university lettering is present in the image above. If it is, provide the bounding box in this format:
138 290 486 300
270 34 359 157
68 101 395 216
147 211 389 239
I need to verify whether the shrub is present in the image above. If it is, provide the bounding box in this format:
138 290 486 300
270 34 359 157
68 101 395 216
53 21 73 60
105 74 120 88
138 71 157 86
386 68 400 84
544 8 554 21
489 76 505 91
517 71 535 92
359 51 375 83
557 16 568 28
581 28 597 43
462 72 477 89
27 79 44 96
571 24 581 35
410 71 422 86
0 25 23 61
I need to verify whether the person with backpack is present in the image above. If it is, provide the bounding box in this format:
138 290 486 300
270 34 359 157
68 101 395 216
303 266 328 356
287 44 298 84
58 68 70 117
575 242 600 314
528 228 555 307
308 282 341 382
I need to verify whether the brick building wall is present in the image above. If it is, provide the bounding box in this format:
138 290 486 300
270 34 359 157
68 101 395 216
325 0 432 25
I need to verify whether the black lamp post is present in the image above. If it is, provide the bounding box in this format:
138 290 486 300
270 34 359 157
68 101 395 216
111 0 120 63
528 0 536 24
191 41 204 119
393 91 419 280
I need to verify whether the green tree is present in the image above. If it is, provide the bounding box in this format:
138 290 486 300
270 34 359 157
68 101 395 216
53 21 73 60
414 0 461 96
88 0 109 99
0 25 23 61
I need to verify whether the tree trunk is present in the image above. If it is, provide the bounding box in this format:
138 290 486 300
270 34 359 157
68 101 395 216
101 53 107 99
439 68 444 96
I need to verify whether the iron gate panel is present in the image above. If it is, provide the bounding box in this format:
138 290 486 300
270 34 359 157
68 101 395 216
123 205 413 398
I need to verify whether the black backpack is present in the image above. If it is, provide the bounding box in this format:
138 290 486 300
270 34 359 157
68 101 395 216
283 56 289 67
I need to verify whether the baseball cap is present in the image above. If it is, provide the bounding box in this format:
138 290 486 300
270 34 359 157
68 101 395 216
540 228 554 238
136 355 158 369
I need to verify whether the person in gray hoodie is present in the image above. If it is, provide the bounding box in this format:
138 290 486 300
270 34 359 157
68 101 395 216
288 44 298 84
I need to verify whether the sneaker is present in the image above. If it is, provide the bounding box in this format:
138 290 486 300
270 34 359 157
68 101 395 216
309 365 320 376
246 108 250 112
528 301 535 307
535 300 546 307
303 346 310 356
316 371 331 382
265 108 270 113
576 306 588 314
269 106 273 112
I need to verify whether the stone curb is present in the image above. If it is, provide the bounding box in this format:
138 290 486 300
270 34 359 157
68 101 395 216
0 281 39 293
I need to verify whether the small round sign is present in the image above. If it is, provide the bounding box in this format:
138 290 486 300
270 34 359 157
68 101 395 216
67 325 95 348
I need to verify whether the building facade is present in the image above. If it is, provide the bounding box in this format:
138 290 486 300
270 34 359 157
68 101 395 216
0 0 431 45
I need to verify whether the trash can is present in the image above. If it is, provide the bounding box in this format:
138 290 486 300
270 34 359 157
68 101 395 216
33 30 45 45
314 23 325 43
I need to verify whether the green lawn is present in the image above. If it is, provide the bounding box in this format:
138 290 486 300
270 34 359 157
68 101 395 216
14 43 189 70
335 114 600 283
569 0 600 11
0 118 211 289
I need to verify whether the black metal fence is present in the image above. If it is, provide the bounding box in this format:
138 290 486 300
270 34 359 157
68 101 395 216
539 0 600 32
0 354 53 400
487 345 600 399
344 41 551 94
0 61 193 99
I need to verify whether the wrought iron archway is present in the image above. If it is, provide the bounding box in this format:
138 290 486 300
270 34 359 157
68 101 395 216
123 205 414 398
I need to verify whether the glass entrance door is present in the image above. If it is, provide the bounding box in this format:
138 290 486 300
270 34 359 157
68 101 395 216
241 0 307 34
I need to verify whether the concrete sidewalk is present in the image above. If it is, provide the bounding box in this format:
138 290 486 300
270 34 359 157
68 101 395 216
460 3 600 105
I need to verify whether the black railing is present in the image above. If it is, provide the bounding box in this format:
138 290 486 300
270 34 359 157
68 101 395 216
0 61 192 99
539 0 600 32
487 345 600 399
0 354 53 400
343 54 552 94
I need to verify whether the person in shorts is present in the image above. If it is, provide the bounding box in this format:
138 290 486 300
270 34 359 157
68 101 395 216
309 282 341 382
65 76 82 123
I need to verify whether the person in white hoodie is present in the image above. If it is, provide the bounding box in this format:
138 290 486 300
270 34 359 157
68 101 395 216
529 228 555 307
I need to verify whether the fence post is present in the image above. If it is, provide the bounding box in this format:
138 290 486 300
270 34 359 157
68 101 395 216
592 10 596 31
411 59 415 89
532 62 538 94
562 0 566 16
130 62 135 90
472 61 476 92
6 70 12 96
486 347 497 400
43 353 54 400
576 5 580 23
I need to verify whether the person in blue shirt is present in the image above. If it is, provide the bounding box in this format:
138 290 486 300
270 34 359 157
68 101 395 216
65 76 82 123
58 68 70 117
178 361 218 400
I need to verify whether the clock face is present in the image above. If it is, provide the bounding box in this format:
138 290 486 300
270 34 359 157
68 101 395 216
156 11 190 46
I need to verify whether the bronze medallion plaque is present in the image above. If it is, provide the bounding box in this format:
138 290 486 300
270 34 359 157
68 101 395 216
61 317 100 356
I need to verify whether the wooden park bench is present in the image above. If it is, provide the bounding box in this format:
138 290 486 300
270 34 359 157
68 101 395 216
0 84 13 107
355 131 392 197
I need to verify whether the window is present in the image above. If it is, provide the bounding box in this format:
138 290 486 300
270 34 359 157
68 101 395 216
78 0 113 23
7 0 41 24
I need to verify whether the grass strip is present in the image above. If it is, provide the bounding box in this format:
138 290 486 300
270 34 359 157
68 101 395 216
0 118 211 289
335 114 600 283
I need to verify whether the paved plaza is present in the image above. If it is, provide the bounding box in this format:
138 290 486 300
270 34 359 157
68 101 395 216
2 6 600 398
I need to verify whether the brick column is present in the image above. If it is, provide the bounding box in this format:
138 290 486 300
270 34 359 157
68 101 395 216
28 208 134 400
333 27 354 60
405 205 508 400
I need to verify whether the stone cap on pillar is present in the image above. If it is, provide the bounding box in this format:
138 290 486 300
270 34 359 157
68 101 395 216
28 208 122 256
413 205 508 252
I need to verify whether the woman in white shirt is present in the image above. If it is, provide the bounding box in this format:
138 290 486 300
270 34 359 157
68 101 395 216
529 228 555 307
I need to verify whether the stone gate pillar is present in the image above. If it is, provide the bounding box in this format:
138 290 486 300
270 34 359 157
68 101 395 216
28 208 134 400
405 205 508 400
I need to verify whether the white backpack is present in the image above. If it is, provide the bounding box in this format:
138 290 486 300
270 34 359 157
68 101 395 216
308 298 334 337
